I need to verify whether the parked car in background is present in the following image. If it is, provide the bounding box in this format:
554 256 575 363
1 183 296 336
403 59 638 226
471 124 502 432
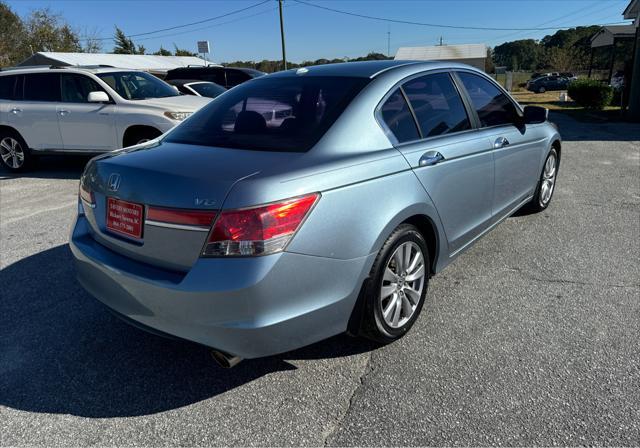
559 72 577 81
70 60 561 367
165 65 265 89
527 75 570 93
0 66 212 171
166 79 226 98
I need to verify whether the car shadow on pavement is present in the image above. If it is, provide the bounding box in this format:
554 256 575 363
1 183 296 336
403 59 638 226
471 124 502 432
0 155 91 180
548 111 640 142
0 244 376 418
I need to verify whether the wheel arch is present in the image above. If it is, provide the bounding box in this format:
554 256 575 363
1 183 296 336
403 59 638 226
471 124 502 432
122 125 162 147
0 125 29 148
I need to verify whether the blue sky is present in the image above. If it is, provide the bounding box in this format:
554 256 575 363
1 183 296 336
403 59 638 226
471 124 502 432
8 0 632 62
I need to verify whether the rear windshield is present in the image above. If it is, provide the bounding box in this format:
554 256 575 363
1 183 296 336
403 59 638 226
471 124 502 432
165 76 369 152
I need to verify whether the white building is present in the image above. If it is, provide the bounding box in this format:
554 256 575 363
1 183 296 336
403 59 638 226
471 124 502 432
18 52 212 76
394 44 487 71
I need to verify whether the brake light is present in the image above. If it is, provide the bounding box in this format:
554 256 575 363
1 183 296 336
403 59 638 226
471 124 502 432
201 193 319 257
79 182 95 208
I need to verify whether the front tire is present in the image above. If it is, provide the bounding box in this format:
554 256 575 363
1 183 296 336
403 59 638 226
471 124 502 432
527 147 559 212
538 86 546 93
361 224 429 344
0 130 33 172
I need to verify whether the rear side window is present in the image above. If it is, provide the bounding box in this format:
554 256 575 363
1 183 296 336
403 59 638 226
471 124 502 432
402 73 471 138
23 73 61 102
379 89 420 143
225 69 250 87
166 76 369 152
457 72 519 128
61 74 107 103
0 75 17 100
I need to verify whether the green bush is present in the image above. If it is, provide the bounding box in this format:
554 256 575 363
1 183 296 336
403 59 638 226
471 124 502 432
567 79 613 110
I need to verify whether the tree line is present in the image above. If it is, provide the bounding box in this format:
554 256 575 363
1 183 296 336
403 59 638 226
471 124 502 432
492 25 634 72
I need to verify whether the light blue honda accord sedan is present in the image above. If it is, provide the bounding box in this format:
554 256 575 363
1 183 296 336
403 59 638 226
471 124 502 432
70 60 560 367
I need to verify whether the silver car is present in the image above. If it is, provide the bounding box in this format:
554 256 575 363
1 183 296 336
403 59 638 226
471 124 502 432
70 61 560 367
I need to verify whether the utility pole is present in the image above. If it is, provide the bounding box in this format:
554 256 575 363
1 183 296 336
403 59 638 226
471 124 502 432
439 36 443 46
279 0 287 70
387 29 391 57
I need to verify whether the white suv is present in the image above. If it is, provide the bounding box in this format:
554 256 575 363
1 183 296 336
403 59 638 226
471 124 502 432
0 66 213 171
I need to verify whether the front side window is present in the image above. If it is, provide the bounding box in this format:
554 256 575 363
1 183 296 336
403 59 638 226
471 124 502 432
61 74 107 103
457 72 519 128
166 76 369 152
402 73 471 138
23 73 61 102
379 88 420 143
96 71 178 100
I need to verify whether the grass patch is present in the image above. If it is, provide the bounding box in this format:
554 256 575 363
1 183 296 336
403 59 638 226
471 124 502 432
511 91 624 123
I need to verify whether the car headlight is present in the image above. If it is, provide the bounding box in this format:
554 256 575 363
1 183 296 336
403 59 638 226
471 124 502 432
164 111 193 121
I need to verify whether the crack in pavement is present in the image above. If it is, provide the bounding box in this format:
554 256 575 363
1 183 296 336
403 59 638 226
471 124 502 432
506 267 638 289
322 352 374 446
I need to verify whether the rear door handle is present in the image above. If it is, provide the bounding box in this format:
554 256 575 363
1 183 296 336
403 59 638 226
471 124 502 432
58 109 70 116
419 151 445 167
493 137 510 149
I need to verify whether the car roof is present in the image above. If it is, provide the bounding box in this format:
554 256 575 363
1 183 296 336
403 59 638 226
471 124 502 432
266 60 476 79
166 78 221 87
0 66 147 75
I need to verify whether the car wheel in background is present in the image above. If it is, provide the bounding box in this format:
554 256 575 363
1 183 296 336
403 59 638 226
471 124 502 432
0 130 33 172
527 147 559 212
360 223 429 344
538 86 546 93
123 128 162 148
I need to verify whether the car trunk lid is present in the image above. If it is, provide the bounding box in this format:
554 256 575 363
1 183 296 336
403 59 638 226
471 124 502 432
81 140 297 271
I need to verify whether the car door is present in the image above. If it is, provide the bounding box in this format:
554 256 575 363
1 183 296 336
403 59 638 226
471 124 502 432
59 73 117 151
379 71 495 255
455 71 545 220
7 73 63 150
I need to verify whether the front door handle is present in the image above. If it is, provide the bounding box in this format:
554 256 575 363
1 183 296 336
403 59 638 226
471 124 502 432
493 137 510 149
10 108 21 114
419 151 445 167
58 109 70 116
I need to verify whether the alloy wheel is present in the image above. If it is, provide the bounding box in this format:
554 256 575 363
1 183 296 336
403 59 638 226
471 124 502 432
380 241 426 329
0 137 24 169
539 152 557 207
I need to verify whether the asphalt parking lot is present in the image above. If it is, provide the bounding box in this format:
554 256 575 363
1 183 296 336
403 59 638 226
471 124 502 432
1 112 639 446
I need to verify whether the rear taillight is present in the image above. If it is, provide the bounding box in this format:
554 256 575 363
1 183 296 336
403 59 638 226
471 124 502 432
201 193 319 257
79 183 95 208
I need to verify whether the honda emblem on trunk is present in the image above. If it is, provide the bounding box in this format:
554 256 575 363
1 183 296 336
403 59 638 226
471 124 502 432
107 173 121 192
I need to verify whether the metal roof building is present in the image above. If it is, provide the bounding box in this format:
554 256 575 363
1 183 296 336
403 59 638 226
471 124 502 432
17 52 212 75
394 44 487 71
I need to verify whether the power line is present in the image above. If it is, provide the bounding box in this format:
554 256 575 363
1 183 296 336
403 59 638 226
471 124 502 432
292 0 630 32
80 0 270 41
134 6 280 42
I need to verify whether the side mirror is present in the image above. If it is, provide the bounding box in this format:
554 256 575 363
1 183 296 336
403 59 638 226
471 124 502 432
87 91 110 103
171 85 180 93
523 105 548 124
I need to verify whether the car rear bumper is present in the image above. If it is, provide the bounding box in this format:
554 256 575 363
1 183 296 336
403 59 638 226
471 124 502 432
70 215 375 358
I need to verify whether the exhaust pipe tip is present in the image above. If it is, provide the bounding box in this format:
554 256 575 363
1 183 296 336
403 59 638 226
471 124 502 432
210 349 243 368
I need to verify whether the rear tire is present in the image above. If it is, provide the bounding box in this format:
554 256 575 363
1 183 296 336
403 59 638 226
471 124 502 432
123 128 162 148
0 130 33 172
360 224 429 344
538 86 546 94
526 147 559 213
